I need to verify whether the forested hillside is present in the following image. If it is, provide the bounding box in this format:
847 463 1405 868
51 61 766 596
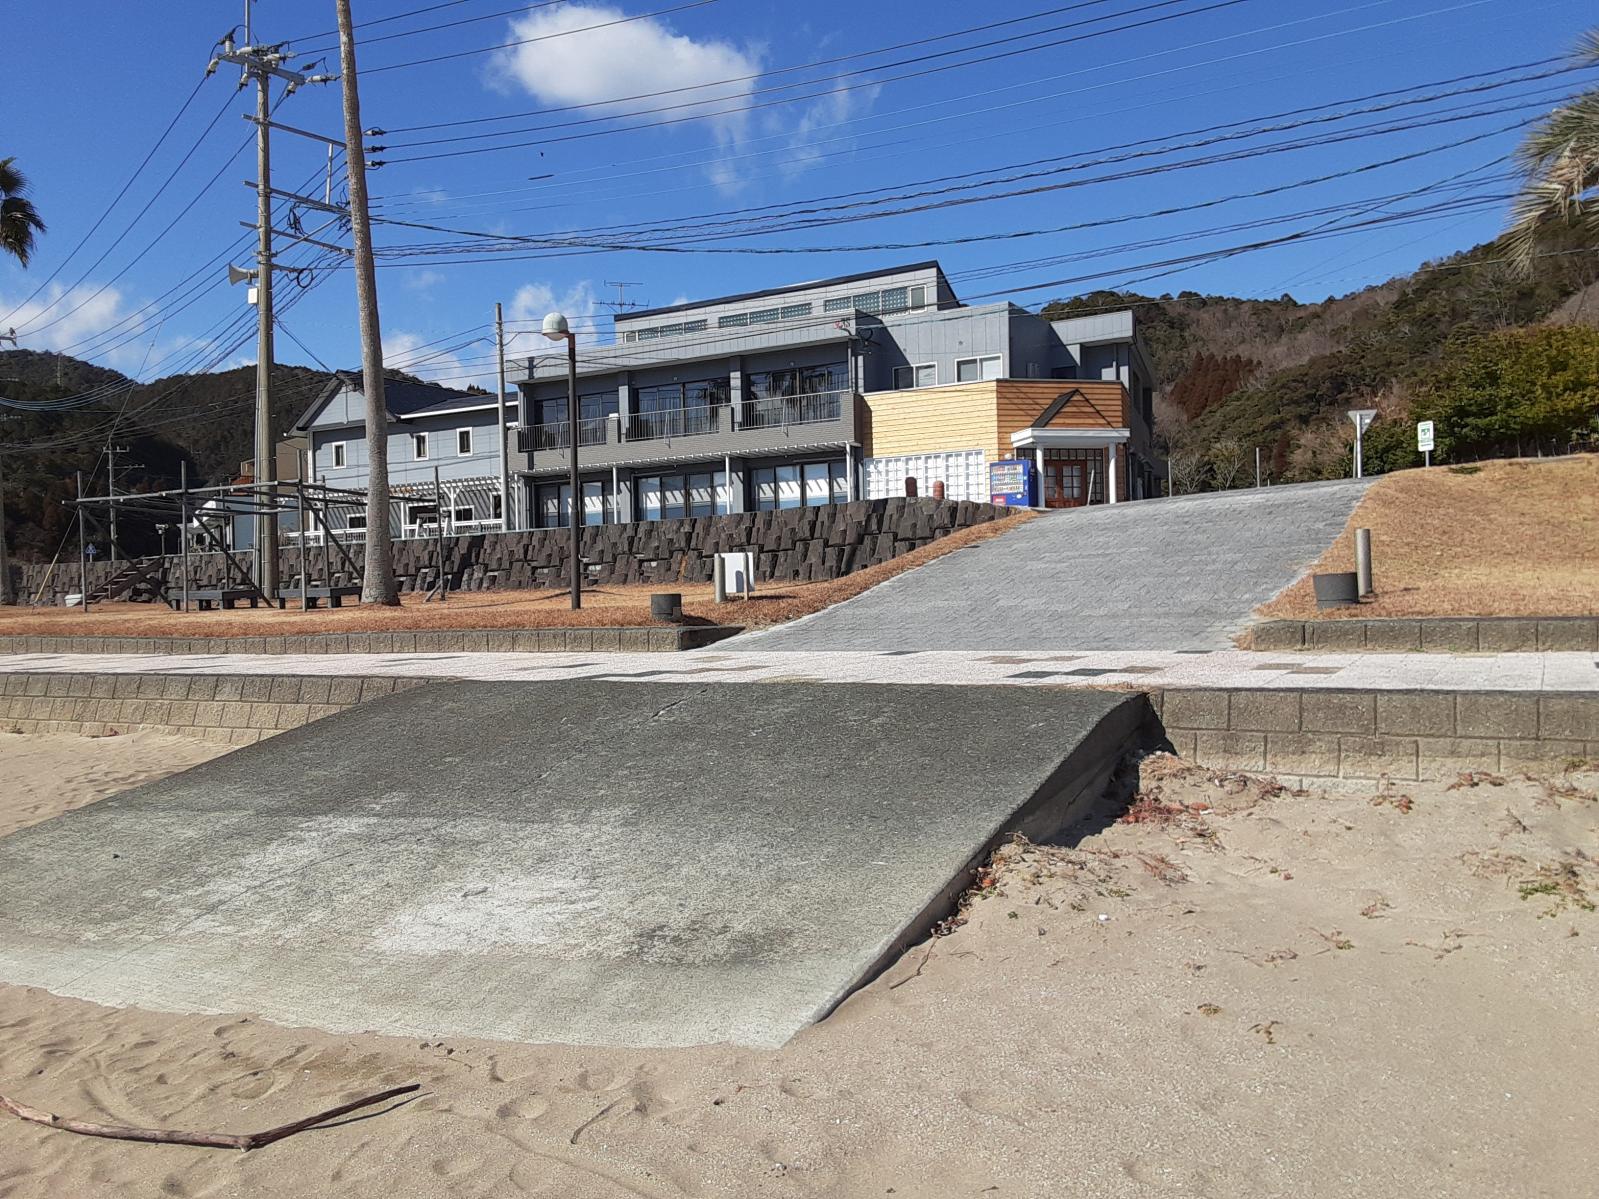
0 355 475 562
1043 230 1599 485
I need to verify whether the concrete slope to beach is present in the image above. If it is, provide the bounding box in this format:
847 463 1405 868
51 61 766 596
0 680 1144 1048
737 479 1372 652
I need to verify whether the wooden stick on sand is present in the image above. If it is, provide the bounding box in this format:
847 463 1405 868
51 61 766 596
0 1083 420 1151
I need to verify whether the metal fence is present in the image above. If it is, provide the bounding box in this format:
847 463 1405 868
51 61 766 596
740 389 844 430
628 403 722 441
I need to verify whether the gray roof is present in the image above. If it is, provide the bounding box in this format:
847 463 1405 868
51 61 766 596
292 372 486 431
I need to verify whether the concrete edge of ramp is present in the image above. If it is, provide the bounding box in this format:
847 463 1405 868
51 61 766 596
813 692 1158 1027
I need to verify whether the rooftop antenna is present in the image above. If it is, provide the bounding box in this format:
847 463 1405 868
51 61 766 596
600 281 643 313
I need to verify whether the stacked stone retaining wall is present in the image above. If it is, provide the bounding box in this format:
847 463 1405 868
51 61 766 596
11 498 1011 606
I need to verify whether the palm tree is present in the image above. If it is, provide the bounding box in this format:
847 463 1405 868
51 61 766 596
0 157 46 268
1505 30 1599 271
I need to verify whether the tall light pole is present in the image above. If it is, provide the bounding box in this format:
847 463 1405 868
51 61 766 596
541 311 581 610
495 302 511 532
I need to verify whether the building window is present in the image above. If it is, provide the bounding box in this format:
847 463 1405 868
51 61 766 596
636 470 728 521
412 432 429 460
751 460 848 511
406 503 438 534
823 286 919 317
330 441 346 468
534 480 610 529
955 355 1002 383
893 363 936 390
492 494 504 520
457 428 473 456
631 379 727 439
345 512 366 532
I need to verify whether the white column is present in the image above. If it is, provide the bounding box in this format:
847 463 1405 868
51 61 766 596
1107 446 1119 504
1033 446 1044 507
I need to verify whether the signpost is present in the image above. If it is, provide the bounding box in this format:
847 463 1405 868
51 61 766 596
1348 409 1377 479
1416 419 1435 468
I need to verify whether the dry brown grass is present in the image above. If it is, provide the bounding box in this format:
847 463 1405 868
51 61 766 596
0 512 1034 640
1258 456 1599 621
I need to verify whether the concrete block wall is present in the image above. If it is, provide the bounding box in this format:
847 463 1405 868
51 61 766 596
1249 618 1599 653
1151 687 1599 782
14 498 1013 605
0 673 426 746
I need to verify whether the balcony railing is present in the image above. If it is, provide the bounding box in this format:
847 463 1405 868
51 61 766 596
740 388 844 430
628 403 721 442
519 417 611 453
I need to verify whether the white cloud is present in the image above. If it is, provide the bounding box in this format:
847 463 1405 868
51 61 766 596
774 79 880 181
402 268 447 295
385 329 492 391
0 281 161 374
489 4 761 190
508 279 601 347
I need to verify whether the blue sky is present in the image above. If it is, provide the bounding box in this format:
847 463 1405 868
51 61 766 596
3 0 1595 390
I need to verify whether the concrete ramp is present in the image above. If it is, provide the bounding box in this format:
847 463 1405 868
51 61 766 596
0 681 1144 1048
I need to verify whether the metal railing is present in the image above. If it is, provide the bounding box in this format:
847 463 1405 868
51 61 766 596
519 417 611 453
740 388 845 430
628 403 721 441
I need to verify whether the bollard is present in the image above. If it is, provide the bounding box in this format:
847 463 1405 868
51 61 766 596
713 554 727 604
1355 527 1373 597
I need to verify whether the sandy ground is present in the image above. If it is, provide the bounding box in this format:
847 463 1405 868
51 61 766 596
1260 455 1599 621
0 736 1595 1197
0 514 1032 640
0 730 230 837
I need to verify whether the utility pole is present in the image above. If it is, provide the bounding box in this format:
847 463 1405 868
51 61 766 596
210 27 321 601
495 302 511 532
0 451 11 606
107 442 129 567
336 0 398 604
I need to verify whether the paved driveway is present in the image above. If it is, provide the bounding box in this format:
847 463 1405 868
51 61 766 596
737 480 1372 652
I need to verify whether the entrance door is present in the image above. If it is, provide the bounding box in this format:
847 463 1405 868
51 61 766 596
1043 458 1087 508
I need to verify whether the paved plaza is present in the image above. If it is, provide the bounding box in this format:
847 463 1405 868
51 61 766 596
738 480 1373 652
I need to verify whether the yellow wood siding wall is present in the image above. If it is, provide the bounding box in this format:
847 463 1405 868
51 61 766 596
863 382 1001 459
865 380 1134 461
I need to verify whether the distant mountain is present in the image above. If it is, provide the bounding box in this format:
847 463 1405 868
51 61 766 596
1042 229 1599 480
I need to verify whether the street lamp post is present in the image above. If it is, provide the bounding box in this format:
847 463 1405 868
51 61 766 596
541 312 582 610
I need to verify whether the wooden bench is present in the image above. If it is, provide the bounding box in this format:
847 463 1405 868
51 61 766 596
188 588 266 611
275 585 362 610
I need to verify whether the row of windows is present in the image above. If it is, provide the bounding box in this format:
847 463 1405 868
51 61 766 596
531 460 849 527
745 362 849 399
822 284 929 317
717 302 812 329
619 318 709 343
891 355 1002 390
325 427 478 468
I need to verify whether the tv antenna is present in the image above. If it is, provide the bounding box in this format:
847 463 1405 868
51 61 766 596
600 281 643 313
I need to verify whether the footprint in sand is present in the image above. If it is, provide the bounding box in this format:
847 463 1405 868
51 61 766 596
495 1094 550 1120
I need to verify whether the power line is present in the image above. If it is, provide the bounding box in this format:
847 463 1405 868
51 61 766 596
365 0 725 75
381 0 1174 135
0 74 212 327
377 0 1262 161
13 87 238 336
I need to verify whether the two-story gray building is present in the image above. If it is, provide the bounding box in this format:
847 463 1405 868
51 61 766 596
292 373 516 538
510 261 1158 526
